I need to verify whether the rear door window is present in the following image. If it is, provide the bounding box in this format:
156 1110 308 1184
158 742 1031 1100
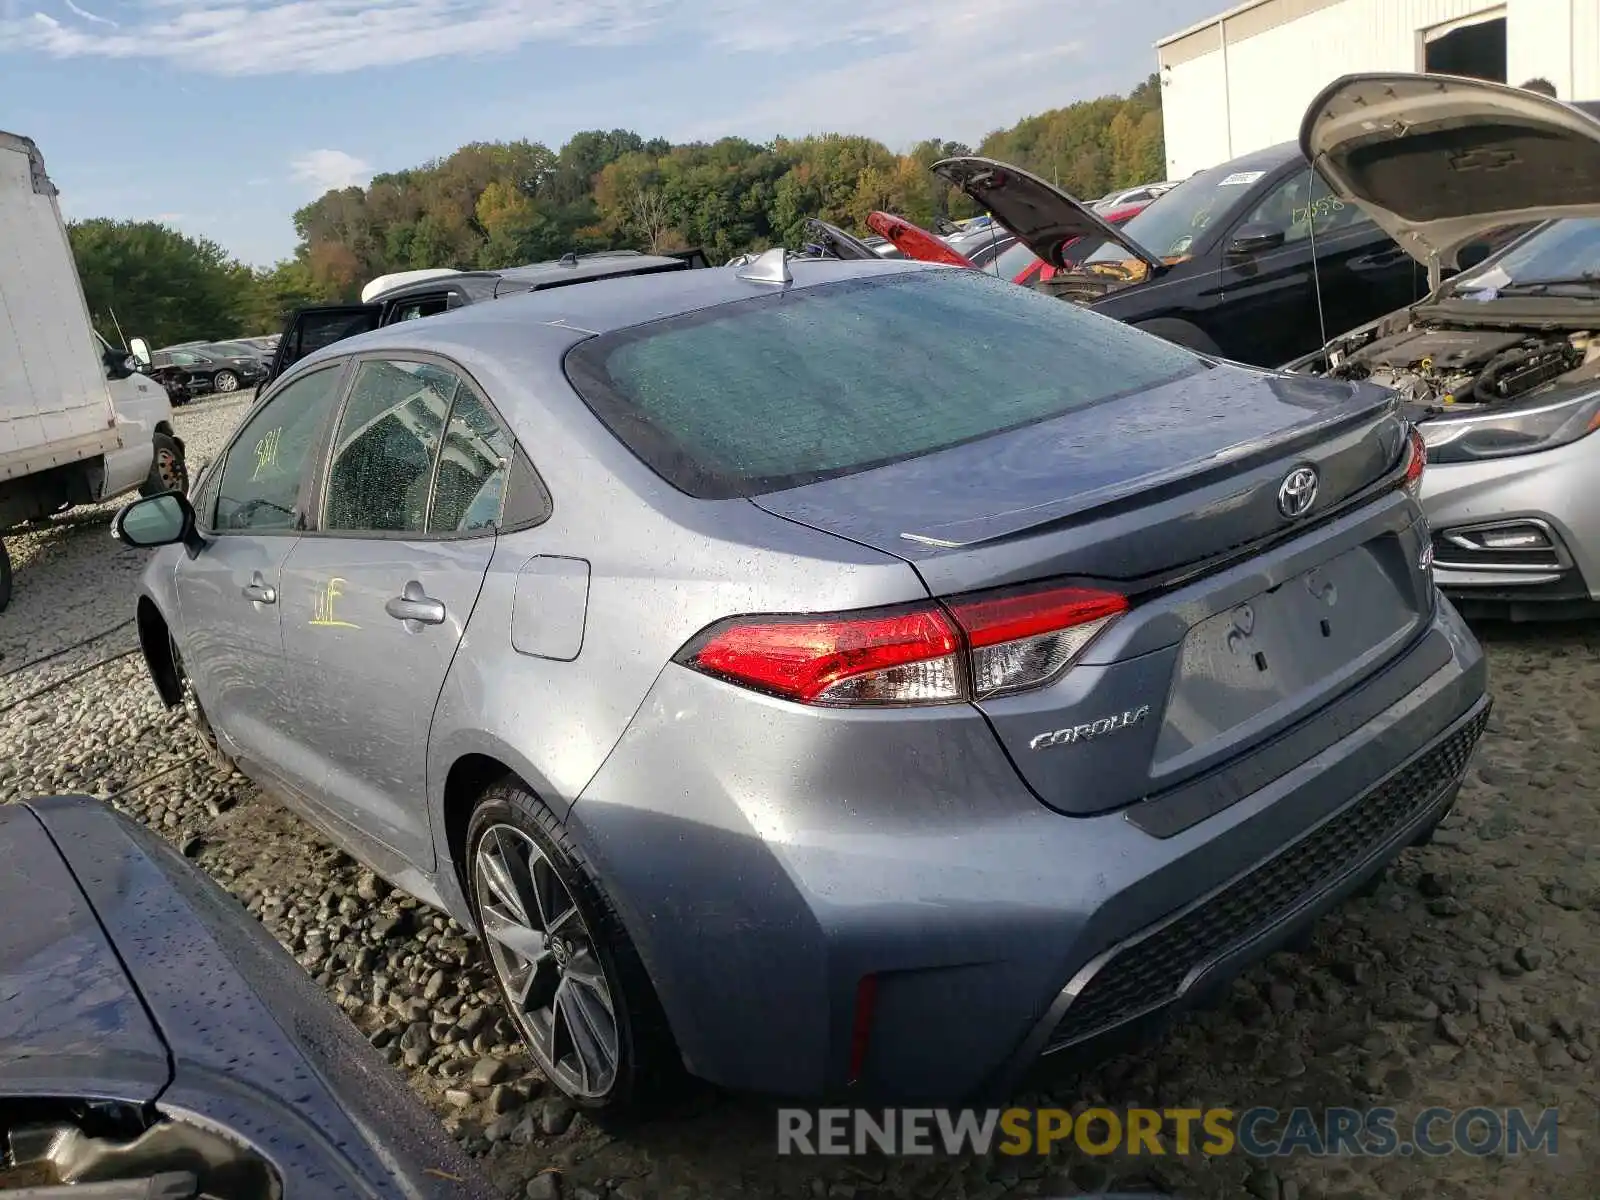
428 383 514 534
565 270 1201 499
322 359 454 533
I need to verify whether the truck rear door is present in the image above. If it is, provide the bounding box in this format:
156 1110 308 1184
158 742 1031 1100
0 130 121 483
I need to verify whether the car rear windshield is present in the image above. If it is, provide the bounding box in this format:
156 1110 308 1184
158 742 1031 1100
564 269 1202 498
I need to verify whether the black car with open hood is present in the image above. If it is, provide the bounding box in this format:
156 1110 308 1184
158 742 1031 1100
931 149 1431 368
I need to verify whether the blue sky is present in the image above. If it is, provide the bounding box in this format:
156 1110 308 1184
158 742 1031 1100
1 0 1225 266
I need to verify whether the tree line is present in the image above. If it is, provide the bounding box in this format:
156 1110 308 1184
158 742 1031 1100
69 74 1164 348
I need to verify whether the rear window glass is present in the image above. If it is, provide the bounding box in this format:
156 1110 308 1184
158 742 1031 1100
564 270 1201 498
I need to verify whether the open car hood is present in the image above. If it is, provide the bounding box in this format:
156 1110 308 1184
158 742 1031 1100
1301 73 1600 269
930 156 1166 273
866 210 975 267
803 218 880 261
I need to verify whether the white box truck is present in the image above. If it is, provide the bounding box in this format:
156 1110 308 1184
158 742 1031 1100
1 130 187 611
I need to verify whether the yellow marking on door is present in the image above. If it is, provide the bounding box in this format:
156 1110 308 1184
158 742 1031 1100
310 576 360 628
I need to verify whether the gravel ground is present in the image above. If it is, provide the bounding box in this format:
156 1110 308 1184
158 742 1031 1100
2 392 1598 1200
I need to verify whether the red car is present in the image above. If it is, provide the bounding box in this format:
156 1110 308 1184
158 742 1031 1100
868 201 1151 283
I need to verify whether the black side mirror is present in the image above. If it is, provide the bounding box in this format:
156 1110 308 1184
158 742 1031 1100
102 347 135 380
1227 224 1287 257
114 491 200 552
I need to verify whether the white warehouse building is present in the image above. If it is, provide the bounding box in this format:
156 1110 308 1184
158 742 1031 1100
1157 0 1600 179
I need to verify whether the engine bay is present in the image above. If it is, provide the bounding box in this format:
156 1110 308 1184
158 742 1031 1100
1320 323 1600 415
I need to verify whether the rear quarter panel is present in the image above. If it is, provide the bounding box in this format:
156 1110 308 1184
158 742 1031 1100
422 333 935 881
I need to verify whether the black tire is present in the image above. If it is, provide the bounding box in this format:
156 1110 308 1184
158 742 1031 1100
171 633 236 775
212 370 240 393
0 540 11 614
1134 317 1222 355
140 432 189 498
465 778 679 1115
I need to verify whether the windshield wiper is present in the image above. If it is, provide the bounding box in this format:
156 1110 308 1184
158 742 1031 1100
1489 274 1600 297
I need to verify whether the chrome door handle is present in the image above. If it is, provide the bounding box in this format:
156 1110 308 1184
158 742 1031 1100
241 582 276 604
386 581 445 626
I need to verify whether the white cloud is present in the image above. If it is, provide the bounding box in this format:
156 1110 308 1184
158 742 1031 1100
62 0 117 26
291 148 371 195
679 0 1093 148
3 0 1086 85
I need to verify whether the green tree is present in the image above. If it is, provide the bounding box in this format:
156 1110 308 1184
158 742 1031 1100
62 71 1167 345
67 219 247 347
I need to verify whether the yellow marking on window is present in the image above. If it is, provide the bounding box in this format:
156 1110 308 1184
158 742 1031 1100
251 427 282 481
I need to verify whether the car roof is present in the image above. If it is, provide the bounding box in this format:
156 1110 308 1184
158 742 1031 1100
1207 141 1302 175
292 257 943 370
368 251 691 305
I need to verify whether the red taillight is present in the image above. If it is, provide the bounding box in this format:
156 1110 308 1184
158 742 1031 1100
1401 425 1427 500
678 583 1126 707
947 586 1129 700
682 608 964 706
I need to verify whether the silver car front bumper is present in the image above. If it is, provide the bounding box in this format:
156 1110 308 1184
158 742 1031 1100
1422 431 1600 617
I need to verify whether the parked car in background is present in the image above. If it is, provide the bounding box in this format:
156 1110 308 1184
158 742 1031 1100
1092 181 1177 213
868 200 1150 285
932 145 1435 366
867 210 977 267
149 344 267 399
267 248 710 382
1288 74 1600 621
861 233 904 258
200 338 275 367
941 220 1020 271
117 254 1487 1113
0 794 496 1197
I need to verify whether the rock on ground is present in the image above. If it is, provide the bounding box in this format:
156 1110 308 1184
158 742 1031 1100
1 393 1597 1199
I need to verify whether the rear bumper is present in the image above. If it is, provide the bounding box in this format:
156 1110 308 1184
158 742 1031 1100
572 593 1488 1101
1422 434 1600 615
1009 695 1485 1083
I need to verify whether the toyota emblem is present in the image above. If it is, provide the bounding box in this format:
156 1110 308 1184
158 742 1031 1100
1277 465 1319 519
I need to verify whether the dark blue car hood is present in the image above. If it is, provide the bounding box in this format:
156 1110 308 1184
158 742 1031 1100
0 804 171 1101
2 797 498 1199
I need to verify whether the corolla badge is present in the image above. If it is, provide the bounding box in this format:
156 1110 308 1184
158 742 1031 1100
1029 705 1152 751
1276 465 1319 519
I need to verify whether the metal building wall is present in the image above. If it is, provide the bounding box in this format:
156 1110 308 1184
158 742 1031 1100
1158 0 1599 179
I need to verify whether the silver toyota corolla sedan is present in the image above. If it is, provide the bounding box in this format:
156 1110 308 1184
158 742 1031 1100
117 253 1490 1113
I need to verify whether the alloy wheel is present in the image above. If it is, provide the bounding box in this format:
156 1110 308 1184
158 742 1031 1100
474 824 620 1099
214 371 239 393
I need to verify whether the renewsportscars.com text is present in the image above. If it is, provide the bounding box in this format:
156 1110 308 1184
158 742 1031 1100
776 1106 1560 1159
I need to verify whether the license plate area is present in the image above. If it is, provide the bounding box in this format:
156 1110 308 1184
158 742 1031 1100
1153 536 1420 776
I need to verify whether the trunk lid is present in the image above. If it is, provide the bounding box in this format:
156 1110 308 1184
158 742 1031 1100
1302 72 1600 270
803 218 881 261
866 210 977 267
931 156 1167 274
753 365 1429 816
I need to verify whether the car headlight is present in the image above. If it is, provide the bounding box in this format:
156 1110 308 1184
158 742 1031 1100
1421 389 1600 463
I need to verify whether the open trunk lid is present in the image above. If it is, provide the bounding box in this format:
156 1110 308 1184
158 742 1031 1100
803 218 881 261
1302 72 1600 270
931 156 1167 273
753 365 1430 817
866 210 976 267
